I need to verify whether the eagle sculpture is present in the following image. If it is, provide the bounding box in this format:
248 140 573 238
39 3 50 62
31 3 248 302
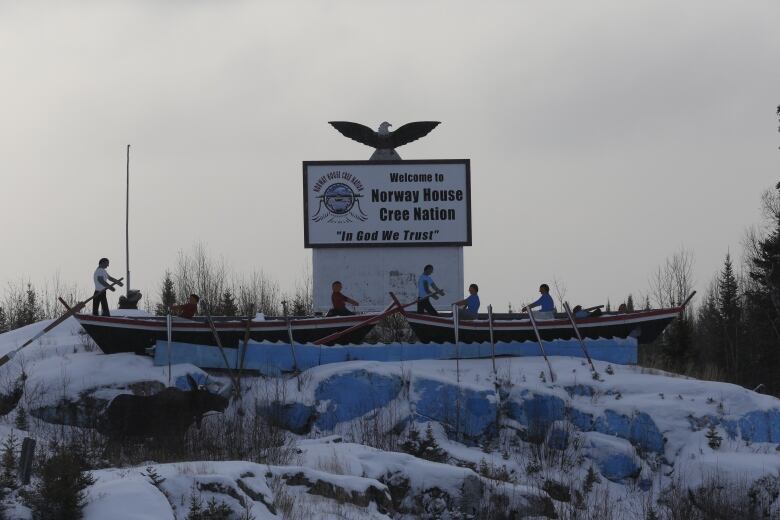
328 121 440 160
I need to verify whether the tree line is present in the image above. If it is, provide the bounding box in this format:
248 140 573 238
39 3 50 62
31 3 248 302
642 182 780 397
0 243 312 334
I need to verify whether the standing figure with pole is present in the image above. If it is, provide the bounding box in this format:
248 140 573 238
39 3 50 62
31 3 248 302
418 264 444 315
93 258 123 316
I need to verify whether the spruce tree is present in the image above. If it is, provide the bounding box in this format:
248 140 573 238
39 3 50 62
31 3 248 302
156 272 176 316
748 185 780 311
626 294 634 312
401 423 446 463
696 283 727 376
26 443 95 520
14 407 28 431
718 254 740 326
583 465 601 494
143 466 165 487
0 306 7 333
220 290 238 317
19 284 41 327
745 182 780 395
706 424 722 450
0 433 17 490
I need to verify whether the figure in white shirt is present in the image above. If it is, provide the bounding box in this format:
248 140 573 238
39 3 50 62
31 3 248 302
93 258 123 316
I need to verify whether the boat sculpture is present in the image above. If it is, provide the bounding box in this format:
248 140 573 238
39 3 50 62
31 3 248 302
75 313 381 355
403 307 683 344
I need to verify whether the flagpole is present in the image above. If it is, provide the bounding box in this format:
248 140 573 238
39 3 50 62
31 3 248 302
125 144 131 298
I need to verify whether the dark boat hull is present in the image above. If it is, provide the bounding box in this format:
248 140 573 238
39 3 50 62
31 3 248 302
76 314 379 355
405 308 680 345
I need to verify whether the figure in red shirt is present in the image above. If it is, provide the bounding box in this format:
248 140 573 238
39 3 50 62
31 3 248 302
326 281 359 317
172 294 200 319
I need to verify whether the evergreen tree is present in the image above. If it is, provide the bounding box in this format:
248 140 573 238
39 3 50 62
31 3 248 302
17 284 41 327
401 424 446 463
583 465 601 494
663 313 694 369
626 294 635 312
644 295 651 310
748 186 780 310
718 254 740 325
744 183 780 395
606 300 611 313
0 306 7 334
291 293 311 316
0 433 17 490
187 493 232 520
155 272 176 316
220 290 238 317
25 443 95 519
143 466 165 487
705 424 722 450
696 282 727 378
715 254 742 380
14 407 28 431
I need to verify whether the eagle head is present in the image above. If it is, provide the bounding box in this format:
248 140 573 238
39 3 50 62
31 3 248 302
378 121 392 135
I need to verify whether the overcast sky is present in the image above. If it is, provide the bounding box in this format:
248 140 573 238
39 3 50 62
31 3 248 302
2 1 779 311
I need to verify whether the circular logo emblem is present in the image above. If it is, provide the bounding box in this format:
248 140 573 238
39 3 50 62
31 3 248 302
322 183 355 215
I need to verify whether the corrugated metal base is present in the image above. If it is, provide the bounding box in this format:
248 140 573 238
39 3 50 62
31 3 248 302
153 337 637 374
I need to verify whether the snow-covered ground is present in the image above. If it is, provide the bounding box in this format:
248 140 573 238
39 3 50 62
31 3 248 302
0 315 779 518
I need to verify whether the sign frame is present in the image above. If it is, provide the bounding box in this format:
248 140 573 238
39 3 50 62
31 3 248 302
302 159 472 249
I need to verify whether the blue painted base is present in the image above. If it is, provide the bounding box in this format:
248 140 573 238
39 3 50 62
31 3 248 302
153 337 637 374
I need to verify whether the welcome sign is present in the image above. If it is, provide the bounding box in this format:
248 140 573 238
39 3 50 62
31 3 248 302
303 160 471 248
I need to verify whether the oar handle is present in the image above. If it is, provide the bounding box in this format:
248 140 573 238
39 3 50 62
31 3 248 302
680 291 697 309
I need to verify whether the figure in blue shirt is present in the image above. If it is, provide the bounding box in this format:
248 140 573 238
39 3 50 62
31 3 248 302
522 283 555 313
454 284 480 319
417 264 444 315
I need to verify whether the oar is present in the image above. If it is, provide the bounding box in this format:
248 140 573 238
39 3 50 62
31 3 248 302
203 305 241 395
680 291 697 311
562 301 598 376
0 279 124 368
282 301 300 374
313 290 443 346
237 305 254 377
525 304 556 383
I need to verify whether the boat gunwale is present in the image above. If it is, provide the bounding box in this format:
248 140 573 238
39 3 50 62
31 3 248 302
74 312 383 331
403 307 682 330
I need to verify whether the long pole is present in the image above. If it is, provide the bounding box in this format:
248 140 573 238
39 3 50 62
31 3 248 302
282 301 300 373
452 304 461 441
488 304 496 376
562 301 597 376
525 305 555 382
166 313 172 387
452 304 460 383
125 144 130 298
313 290 442 346
203 305 241 394
0 279 122 368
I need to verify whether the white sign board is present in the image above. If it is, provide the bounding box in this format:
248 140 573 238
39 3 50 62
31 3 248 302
303 160 471 248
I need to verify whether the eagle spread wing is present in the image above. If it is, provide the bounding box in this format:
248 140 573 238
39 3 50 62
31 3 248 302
329 121 441 150
328 122 379 148
386 121 440 148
